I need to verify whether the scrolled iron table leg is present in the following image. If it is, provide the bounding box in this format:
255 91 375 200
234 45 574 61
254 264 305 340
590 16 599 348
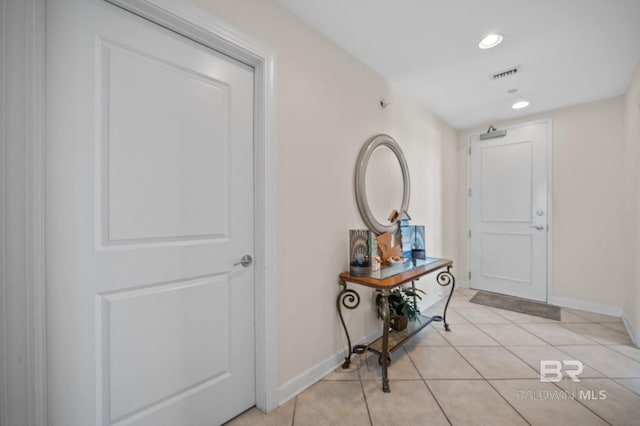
437 265 456 332
337 279 360 368
379 289 391 392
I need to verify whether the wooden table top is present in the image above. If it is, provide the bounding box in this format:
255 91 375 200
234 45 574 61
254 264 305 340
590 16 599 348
340 257 452 290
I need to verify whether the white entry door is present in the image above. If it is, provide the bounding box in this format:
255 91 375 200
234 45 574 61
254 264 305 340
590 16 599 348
46 0 255 424
469 121 550 301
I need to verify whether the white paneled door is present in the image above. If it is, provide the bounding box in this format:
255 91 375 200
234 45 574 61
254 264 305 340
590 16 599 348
46 0 255 424
469 122 550 301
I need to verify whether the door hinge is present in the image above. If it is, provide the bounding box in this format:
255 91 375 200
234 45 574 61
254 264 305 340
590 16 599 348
468 229 472 238
468 271 472 280
468 146 471 155
468 188 472 197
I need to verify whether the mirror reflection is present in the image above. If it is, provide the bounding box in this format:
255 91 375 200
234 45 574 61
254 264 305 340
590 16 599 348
365 146 404 224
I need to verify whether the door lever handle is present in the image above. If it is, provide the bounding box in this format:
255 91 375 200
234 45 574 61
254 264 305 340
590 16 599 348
529 225 544 231
234 254 253 267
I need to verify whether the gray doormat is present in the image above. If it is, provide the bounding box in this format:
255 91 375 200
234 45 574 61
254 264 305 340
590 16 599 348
469 291 561 321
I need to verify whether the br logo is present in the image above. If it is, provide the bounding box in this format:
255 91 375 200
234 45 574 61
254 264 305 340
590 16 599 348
540 360 584 382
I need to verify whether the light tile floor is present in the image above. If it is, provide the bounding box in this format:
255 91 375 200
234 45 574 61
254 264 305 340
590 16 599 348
226 288 640 426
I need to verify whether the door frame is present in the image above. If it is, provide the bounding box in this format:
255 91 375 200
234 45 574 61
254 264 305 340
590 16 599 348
0 0 279 423
466 119 553 302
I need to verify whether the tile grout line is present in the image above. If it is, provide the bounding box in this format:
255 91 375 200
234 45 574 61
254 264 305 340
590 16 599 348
563 309 623 324
447 342 533 425
420 381 453 426
301 290 636 425
600 322 630 333
405 344 453 425
435 315 504 346
229 288 640 425
551 340 640 377
438 291 639 425
484 302 623 327
557 322 631 344
460 298 624 425
487 305 557 323
456 293 637 425
612 378 640 396
290 396 298 426
356 358 374 426
420 291 635 424
601 375 640 379
547 380 614 426
500 343 608 380
416 294 633 425
474 323 549 347
503 317 600 346
602 343 640 364
437 297 533 425
487 314 632 425
447 295 535 425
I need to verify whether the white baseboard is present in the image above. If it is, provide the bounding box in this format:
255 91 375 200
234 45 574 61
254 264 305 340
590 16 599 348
621 311 639 347
456 280 470 289
418 292 445 313
276 290 457 406
277 328 380 406
550 296 639 347
550 296 624 317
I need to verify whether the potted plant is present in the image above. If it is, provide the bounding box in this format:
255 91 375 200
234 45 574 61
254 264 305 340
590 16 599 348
376 286 426 331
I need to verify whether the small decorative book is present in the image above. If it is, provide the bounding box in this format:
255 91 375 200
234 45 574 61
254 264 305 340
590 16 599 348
410 225 426 259
399 212 412 259
349 229 379 275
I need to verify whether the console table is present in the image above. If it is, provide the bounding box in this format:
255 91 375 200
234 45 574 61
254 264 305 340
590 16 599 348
337 257 455 392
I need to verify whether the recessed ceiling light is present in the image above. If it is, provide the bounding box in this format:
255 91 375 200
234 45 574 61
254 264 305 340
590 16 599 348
479 33 503 49
512 101 530 110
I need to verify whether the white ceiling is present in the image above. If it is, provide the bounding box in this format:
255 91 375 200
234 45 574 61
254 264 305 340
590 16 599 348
276 0 640 129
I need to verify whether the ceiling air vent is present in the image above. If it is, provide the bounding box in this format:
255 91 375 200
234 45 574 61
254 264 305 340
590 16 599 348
490 65 522 80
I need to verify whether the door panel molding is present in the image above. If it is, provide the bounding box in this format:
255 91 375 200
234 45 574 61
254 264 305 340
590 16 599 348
480 231 534 284
6 1 278 424
96 36 234 247
480 140 533 223
97 274 234 422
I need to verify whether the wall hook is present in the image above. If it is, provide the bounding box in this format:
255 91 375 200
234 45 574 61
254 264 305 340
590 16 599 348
379 97 390 109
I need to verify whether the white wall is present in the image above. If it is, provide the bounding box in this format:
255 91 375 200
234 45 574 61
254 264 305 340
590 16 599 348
624 64 640 343
185 0 458 390
458 96 628 311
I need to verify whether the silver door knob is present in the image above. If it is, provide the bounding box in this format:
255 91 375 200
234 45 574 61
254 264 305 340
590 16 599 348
529 225 544 230
234 255 253 267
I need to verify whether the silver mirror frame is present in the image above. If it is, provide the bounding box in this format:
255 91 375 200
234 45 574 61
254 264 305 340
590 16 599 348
355 134 411 234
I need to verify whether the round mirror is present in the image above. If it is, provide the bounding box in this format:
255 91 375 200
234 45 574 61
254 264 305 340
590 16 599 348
355 134 410 234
